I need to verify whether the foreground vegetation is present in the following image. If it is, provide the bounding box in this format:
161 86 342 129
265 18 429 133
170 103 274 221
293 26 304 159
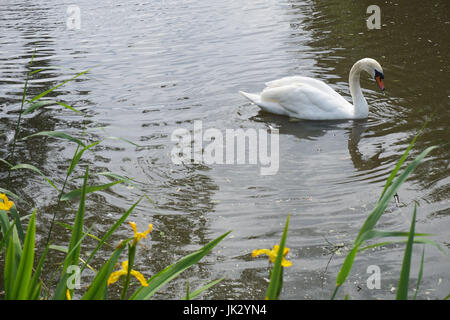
0 52 448 300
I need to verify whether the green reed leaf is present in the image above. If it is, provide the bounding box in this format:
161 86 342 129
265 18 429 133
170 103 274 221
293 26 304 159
379 121 428 200
81 245 126 300
22 130 86 148
27 69 89 104
80 197 143 274
413 247 425 300
396 204 417 300
182 278 224 300
265 214 290 300
67 140 102 177
131 231 231 300
60 180 124 201
11 209 36 299
355 145 437 245
11 163 59 192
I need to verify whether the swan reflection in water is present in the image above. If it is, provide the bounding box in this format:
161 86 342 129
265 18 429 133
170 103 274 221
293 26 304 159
250 111 383 173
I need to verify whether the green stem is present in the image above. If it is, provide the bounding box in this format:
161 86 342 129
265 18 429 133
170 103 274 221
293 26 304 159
330 285 340 300
44 145 80 247
121 243 136 300
7 48 36 189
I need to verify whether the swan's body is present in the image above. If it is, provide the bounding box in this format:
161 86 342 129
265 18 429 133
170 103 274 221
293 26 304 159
239 58 385 120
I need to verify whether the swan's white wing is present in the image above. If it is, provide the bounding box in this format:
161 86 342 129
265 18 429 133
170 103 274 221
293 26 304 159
260 83 353 120
265 76 344 101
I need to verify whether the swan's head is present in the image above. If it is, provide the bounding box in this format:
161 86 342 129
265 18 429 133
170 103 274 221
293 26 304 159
360 58 385 91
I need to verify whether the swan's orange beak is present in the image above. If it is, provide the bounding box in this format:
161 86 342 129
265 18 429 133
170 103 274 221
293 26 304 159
375 75 385 91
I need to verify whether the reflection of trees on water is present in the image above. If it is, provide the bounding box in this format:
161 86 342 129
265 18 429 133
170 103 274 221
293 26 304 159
285 0 449 200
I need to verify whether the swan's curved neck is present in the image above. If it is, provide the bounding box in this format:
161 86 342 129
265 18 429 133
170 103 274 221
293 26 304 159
349 61 368 119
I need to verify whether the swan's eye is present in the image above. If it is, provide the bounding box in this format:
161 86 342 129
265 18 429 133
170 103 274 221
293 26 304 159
374 69 384 79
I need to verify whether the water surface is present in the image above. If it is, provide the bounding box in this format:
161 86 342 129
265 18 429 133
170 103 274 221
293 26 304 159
0 0 449 299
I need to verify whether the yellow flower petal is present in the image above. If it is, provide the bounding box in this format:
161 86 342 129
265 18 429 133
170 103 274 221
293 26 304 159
129 221 153 243
251 245 292 267
144 224 153 236
0 193 14 211
281 259 293 267
252 249 271 258
107 269 127 286
107 260 149 287
131 270 149 287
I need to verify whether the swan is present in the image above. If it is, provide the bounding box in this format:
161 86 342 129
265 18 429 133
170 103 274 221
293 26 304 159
239 58 385 120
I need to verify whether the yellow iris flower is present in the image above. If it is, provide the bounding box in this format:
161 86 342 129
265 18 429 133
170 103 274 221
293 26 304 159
129 221 152 244
252 245 292 267
0 193 14 211
107 260 148 287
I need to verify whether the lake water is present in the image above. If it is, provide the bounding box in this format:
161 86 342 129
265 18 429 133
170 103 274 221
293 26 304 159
0 0 449 299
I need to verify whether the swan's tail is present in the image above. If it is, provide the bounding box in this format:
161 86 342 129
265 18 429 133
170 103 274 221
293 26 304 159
239 91 262 105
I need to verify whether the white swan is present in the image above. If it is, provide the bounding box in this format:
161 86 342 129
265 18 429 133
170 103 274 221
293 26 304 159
239 58 385 120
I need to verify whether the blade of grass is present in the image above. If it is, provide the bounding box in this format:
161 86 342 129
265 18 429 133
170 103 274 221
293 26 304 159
396 204 417 300
121 242 137 300
7 48 35 187
0 219 16 251
379 121 428 200
359 238 446 255
67 140 102 177
359 230 432 241
413 247 425 300
106 136 142 147
49 244 96 273
97 171 138 187
60 180 124 201
265 214 290 300
28 241 51 300
27 69 89 104
4 227 18 300
52 225 94 299
81 245 126 300
80 197 143 273
355 145 437 245
55 101 81 114
185 280 190 300
182 278 224 300
7 205 25 244
11 209 36 299
11 163 59 192
0 158 13 168
131 231 231 300
55 166 89 299
22 100 57 115
22 100 81 115
331 245 359 299
56 222 104 243
63 166 89 272
22 130 86 148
